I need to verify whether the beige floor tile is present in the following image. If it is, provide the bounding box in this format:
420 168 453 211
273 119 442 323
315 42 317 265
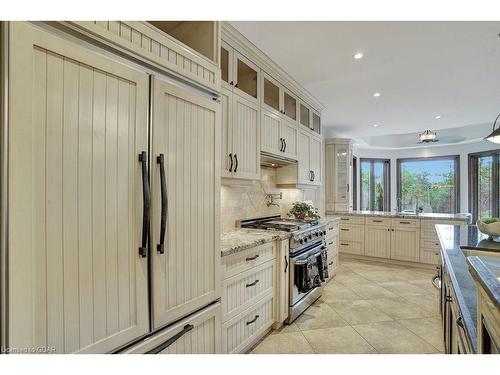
328 300 393 325
334 273 372 285
346 283 399 299
407 279 440 295
378 280 432 296
366 297 430 319
271 322 300 334
320 282 362 303
302 326 376 354
352 321 439 354
295 300 349 331
250 332 314 354
398 317 445 352
402 294 440 316
356 269 410 283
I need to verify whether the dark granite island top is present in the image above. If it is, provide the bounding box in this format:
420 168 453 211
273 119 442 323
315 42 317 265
467 256 500 308
436 224 500 353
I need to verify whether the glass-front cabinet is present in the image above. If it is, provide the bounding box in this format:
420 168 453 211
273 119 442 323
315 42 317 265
220 41 260 102
325 139 353 213
300 103 310 129
261 72 298 124
312 111 321 135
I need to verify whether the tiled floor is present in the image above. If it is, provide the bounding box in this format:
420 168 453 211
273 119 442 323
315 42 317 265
251 257 444 354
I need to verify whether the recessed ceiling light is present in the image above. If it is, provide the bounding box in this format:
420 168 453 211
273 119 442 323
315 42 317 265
373 124 379 128
373 92 381 97
353 52 364 60
435 115 442 119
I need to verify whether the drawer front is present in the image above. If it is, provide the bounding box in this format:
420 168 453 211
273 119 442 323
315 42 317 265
326 235 338 251
326 222 339 237
339 240 364 255
339 225 364 241
120 302 221 354
339 215 365 225
222 293 275 354
420 248 440 265
421 238 441 250
222 260 275 322
391 218 420 228
365 216 391 226
421 220 466 231
222 242 276 279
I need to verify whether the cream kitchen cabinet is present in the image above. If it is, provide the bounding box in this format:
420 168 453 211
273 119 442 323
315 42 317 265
275 129 320 187
390 219 420 262
261 108 298 160
276 240 290 325
151 77 221 330
220 41 260 103
364 224 392 259
7 22 151 353
325 139 353 213
221 87 260 180
261 72 299 125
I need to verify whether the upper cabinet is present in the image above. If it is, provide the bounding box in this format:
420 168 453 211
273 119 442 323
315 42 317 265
299 102 321 135
148 21 218 63
68 22 220 92
261 72 298 125
221 41 260 103
312 111 321 135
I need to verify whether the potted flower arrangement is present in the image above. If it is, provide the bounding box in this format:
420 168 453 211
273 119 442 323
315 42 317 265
288 201 320 221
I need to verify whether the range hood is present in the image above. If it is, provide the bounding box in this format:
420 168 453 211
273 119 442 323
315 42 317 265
260 151 297 168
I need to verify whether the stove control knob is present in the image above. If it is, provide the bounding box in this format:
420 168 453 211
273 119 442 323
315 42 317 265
308 234 312 239
323 230 327 235
299 239 304 244
304 237 308 243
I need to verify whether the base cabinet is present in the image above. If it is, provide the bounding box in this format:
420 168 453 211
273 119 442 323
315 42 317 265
120 303 221 354
365 225 391 259
390 225 420 262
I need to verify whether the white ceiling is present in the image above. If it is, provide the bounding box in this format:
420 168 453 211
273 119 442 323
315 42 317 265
230 21 500 142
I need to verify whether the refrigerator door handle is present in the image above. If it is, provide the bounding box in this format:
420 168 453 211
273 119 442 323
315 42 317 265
138 151 150 258
156 153 167 254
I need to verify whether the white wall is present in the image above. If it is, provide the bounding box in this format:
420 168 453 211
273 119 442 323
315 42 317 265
353 140 500 214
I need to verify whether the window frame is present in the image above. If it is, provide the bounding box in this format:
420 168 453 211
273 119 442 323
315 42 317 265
360 158 391 212
468 149 500 222
396 155 460 214
352 156 358 210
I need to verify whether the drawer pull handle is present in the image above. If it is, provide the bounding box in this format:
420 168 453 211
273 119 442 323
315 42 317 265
341 218 350 221
328 241 334 245
340 243 349 246
373 220 383 223
146 324 194 354
246 315 260 325
328 262 334 266
245 254 259 262
246 279 260 288
341 228 349 231
399 221 411 224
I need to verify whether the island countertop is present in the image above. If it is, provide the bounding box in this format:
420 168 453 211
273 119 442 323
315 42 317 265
467 256 500 308
331 210 471 222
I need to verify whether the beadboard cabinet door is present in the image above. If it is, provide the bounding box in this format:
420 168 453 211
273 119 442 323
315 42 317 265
280 120 298 160
390 227 420 262
364 225 391 258
297 129 311 185
310 135 322 185
231 94 260 180
261 108 282 155
151 77 221 330
220 87 234 178
8 22 150 353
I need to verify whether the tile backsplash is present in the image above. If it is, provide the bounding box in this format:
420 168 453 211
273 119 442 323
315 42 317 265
221 167 320 230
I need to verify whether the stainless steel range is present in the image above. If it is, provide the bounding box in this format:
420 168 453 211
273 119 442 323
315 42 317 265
240 215 328 323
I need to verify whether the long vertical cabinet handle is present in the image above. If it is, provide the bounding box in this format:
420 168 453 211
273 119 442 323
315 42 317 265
234 154 238 173
229 153 233 172
283 139 287 153
138 151 150 258
156 154 168 254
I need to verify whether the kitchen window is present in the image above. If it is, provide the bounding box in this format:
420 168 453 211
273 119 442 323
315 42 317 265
397 156 460 214
468 150 500 221
360 158 391 211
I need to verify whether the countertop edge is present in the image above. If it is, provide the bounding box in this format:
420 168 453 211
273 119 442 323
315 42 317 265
467 256 500 308
328 211 471 222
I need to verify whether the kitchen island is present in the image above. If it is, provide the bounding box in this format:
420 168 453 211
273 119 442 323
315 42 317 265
436 224 500 354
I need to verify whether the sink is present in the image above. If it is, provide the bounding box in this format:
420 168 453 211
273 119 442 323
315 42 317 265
396 211 417 216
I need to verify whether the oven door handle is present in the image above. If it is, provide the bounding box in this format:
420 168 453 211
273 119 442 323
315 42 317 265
294 252 322 265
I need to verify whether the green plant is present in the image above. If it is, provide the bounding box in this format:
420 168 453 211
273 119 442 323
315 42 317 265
288 201 320 220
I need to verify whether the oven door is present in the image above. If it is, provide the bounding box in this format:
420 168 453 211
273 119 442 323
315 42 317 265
289 240 325 306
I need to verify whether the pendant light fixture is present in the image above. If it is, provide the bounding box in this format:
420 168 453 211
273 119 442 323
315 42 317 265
419 130 438 143
485 114 500 144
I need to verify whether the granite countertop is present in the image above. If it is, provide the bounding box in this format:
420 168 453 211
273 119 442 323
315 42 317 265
334 210 471 222
467 256 500 308
435 224 500 352
320 216 341 225
221 228 291 257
